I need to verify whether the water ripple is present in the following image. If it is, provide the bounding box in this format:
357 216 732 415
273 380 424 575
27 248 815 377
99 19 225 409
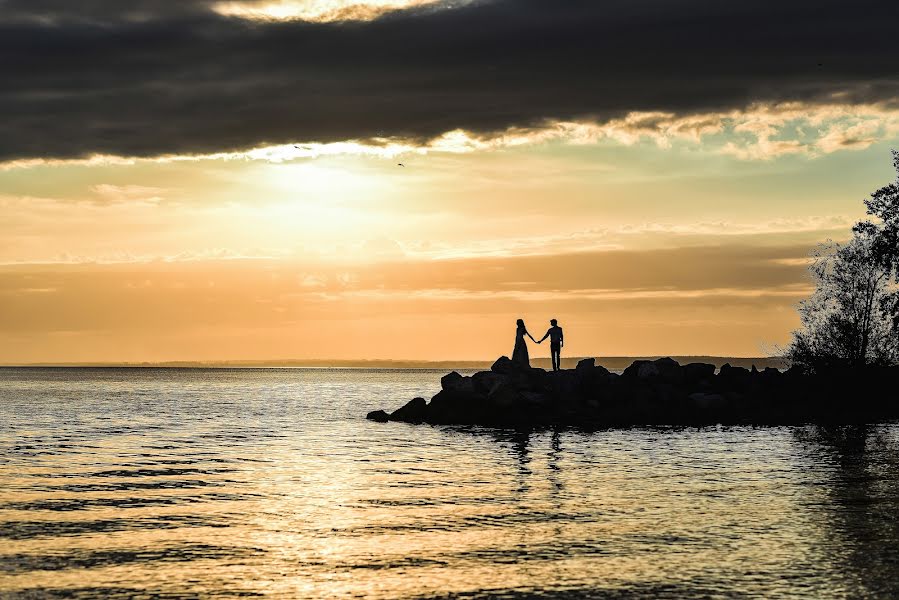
2 368 899 599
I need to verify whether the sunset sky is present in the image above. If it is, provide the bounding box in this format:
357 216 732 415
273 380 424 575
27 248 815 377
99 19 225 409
2 0 898 363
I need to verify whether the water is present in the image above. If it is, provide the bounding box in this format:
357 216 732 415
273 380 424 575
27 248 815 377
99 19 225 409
1 368 898 599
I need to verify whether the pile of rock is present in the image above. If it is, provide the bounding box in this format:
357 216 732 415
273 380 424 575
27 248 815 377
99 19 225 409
366 356 899 426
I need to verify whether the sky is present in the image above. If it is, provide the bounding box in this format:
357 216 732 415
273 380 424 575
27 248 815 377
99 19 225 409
1 0 899 363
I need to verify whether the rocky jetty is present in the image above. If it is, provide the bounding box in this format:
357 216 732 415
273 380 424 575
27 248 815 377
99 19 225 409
367 357 899 427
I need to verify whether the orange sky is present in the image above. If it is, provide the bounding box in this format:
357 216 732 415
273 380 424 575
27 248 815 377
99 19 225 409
3 136 898 363
2 1 899 363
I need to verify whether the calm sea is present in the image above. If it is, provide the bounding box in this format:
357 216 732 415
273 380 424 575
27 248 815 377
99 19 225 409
1 368 898 599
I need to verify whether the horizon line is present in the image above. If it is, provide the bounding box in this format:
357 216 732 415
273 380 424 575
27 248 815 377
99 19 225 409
0 355 789 369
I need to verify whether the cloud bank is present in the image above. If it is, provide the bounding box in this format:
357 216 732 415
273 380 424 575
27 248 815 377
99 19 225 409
1 0 897 162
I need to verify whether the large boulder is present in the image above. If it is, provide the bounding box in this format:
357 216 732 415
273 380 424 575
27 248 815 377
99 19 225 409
576 357 596 370
486 384 521 408
683 362 716 384
491 356 517 374
622 360 654 379
575 359 612 397
366 409 390 423
638 362 659 378
761 367 782 382
718 363 752 390
389 397 428 423
549 368 580 398
652 358 684 384
472 371 511 396
441 371 477 396
623 358 682 381
522 367 550 391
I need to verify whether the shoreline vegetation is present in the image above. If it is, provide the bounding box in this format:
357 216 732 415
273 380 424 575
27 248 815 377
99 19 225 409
367 356 899 427
0 356 788 370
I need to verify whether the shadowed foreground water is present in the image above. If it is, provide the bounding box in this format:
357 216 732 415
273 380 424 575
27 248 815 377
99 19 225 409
2 368 899 599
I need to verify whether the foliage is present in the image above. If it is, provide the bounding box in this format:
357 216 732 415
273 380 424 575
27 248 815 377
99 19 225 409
788 230 898 372
855 149 899 333
859 150 899 268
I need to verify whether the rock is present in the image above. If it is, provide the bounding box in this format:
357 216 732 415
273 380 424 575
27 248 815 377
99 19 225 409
623 358 680 381
441 371 476 395
652 357 683 383
367 355 899 427
521 391 549 406
688 392 726 409
524 367 550 390
719 363 750 376
491 356 516 374
576 357 596 370
487 385 520 408
575 360 611 396
684 362 716 383
622 360 649 378
638 362 660 379
472 371 510 395
366 410 390 423
716 364 753 393
389 397 428 423
441 371 462 390
549 368 580 396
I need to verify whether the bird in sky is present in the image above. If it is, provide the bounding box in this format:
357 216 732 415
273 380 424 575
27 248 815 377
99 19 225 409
397 163 405 167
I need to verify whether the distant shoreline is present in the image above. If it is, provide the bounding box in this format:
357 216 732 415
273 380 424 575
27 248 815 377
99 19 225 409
0 356 789 370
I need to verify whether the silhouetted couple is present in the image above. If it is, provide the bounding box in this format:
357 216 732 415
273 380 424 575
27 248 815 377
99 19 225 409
513 319 564 371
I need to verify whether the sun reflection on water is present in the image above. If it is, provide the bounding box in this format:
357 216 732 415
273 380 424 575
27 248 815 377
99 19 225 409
2 368 899 598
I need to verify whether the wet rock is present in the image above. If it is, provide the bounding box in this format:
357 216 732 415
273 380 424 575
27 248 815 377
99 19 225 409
389 397 428 423
441 370 463 390
366 410 390 423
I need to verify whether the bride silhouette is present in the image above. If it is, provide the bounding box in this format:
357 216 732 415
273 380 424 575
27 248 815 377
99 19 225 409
512 318 538 368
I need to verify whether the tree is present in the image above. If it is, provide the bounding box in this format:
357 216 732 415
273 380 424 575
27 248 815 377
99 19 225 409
855 149 899 333
788 230 898 372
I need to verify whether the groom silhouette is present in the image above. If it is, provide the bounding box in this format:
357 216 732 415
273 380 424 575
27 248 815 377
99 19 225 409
537 319 564 372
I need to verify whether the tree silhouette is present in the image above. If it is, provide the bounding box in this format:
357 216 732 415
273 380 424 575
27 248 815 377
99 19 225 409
855 149 899 333
788 230 898 372
789 151 899 372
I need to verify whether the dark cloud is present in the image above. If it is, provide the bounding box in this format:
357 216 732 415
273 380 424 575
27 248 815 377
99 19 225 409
0 0 897 161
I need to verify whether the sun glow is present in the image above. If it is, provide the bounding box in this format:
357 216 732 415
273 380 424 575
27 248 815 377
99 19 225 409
213 0 459 22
